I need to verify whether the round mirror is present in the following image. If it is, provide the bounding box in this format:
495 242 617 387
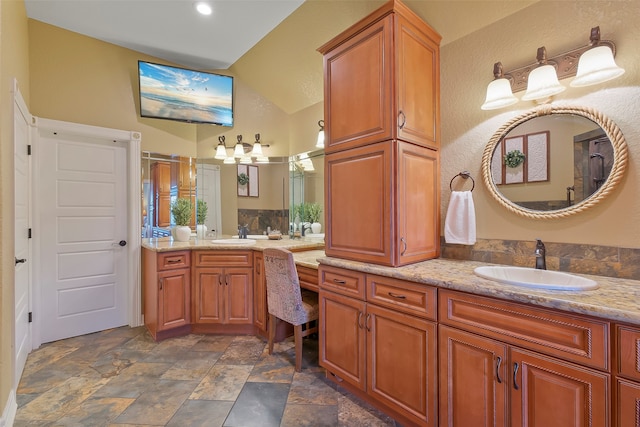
481 105 628 219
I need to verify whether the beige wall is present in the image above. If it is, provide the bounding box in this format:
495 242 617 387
1 0 31 412
440 1 640 247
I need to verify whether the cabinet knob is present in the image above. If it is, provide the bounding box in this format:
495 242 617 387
357 312 364 329
398 110 406 129
159 278 163 290
365 313 371 332
400 237 407 255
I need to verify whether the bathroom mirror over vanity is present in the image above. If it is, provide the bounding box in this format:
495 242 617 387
141 150 325 239
481 105 628 219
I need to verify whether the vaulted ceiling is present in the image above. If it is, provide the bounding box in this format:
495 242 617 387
25 0 536 114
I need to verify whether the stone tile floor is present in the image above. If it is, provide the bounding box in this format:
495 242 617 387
14 326 399 426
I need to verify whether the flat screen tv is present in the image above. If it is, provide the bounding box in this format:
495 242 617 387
138 60 233 127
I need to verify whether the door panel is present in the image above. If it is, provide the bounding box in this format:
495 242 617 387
38 133 128 343
14 83 31 387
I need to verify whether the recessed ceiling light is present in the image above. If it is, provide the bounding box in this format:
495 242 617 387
195 2 212 15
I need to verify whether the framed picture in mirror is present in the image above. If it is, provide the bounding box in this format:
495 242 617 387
237 165 259 197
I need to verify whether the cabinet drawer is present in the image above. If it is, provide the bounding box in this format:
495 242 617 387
194 250 252 267
366 274 436 320
297 265 319 292
617 325 640 381
439 289 610 370
319 265 365 299
157 251 190 271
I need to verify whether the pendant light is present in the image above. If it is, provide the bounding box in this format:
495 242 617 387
315 120 325 148
214 135 227 159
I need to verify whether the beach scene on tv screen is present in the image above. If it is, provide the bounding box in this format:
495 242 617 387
139 62 233 126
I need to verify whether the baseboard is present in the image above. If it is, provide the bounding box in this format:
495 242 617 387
0 389 17 427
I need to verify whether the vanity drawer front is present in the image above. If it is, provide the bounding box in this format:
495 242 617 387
366 274 436 320
297 265 319 292
157 251 190 271
439 289 610 370
617 325 640 381
194 250 252 268
319 265 365 299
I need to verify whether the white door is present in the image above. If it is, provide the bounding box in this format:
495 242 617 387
37 131 129 343
14 82 32 387
196 163 222 236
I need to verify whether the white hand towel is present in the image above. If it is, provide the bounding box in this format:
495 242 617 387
444 191 476 245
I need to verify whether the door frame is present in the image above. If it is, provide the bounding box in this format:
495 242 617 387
30 117 142 348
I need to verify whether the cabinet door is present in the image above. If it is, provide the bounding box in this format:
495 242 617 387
323 15 393 152
395 14 440 149
253 252 267 333
439 325 508 427
319 290 366 391
510 347 610 427
157 268 190 331
156 194 171 227
325 142 393 265
367 303 437 427
617 379 640 427
396 142 439 265
193 267 223 323
225 268 253 325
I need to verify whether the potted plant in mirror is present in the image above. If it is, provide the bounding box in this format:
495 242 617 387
196 200 208 240
304 202 322 234
171 198 193 242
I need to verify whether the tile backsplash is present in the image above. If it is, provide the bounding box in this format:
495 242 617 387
440 238 640 281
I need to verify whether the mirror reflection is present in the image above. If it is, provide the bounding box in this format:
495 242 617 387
490 114 612 210
482 105 627 219
142 150 325 240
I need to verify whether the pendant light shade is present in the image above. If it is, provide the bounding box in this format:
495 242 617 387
570 45 625 87
315 120 325 148
251 133 263 157
522 64 566 101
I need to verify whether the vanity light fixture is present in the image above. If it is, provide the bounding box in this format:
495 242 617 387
481 26 623 110
223 156 236 164
521 47 566 102
571 27 625 87
315 120 325 148
481 62 519 110
214 134 271 163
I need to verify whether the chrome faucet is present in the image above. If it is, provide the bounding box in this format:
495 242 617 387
238 224 249 239
534 239 546 270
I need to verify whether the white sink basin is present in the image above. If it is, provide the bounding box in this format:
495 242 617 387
210 239 256 244
473 265 598 291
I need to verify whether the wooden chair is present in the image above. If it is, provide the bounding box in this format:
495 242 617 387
263 248 319 372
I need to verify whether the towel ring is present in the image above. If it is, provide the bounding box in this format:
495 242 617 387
449 171 475 192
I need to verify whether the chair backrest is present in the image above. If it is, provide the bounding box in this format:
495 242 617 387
263 248 305 325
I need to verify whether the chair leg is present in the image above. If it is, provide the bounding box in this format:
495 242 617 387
268 314 276 355
294 324 303 372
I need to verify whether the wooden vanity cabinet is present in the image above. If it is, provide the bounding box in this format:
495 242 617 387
142 248 191 340
438 289 611 427
325 140 439 267
320 0 441 268
319 265 438 426
252 251 267 335
318 0 440 153
614 324 640 427
192 250 253 334
151 161 171 227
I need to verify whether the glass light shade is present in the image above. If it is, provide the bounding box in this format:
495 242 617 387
522 64 566 101
233 143 245 158
570 45 625 87
223 156 236 164
316 129 325 148
251 142 263 157
300 159 314 171
239 156 252 164
214 144 227 159
481 78 518 110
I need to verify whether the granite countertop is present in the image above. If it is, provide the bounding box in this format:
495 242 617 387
318 256 640 325
142 236 325 253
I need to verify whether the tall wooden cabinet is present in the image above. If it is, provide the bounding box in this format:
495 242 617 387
319 265 438 426
615 325 640 427
318 0 441 267
151 161 172 228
